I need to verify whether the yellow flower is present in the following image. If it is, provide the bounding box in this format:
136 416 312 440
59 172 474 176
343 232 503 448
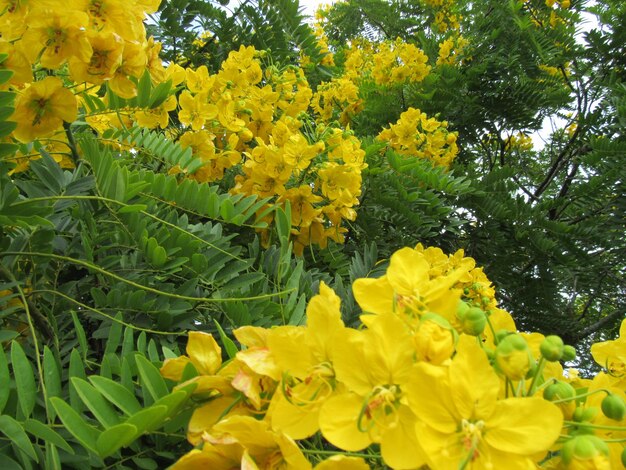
160 331 222 381
12 76 77 143
133 94 176 129
405 336 563 469
266 282 345 439
178 90 218 131
591 318 626 388
313 455 369 469
22 8 92 69
109 41 147 98
318 313 427 469
171 415 311 470
69 31 124 85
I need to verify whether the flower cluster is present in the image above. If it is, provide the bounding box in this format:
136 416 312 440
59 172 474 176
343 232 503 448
421 0 460 32
436 34 469 66
377 107 459 169
1 0 159 172
161 244 626 469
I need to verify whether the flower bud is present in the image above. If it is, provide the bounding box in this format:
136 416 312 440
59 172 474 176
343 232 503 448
540 335 564 362
544 381 576 418
600 393 626 421
460 307 487 336
456 300 471 319
543 381 576 401
561 435 610 468
573 406 599 423
494 334 533 380
622 446 626 468
562 345 576 362
414 314 457 365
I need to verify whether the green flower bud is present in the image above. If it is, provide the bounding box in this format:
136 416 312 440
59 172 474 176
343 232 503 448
601 393 626 421
562 345 576 362
543 381 576 402
460 307 487 336
621 446 626 468
494 334 533 380
456 301 471 320
561 435 609 466
540 335 564 362
495 329 511 344
573 406 599 423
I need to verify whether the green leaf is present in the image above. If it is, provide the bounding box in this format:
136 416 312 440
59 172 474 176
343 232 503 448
0 69 13 84
71 377 121 428
0 348 10 413
50 397 101 454
71 312 88 361
213 320 238 359
0 90 15 107
68 349 86 412
42 346 61 400
0 415 38 462
23 419 74 454
11 341 36 419
95 423 138 458
124 405 169 434
0 120 16 138
135 354 168 402
88 376 142 416
104 314 123 355
137 71 152 108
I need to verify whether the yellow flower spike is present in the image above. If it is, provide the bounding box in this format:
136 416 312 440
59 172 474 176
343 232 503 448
406 336 563 470
12 76 77 143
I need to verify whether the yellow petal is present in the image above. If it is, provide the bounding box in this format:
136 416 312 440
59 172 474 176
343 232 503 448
380 404 426 469
314 455 369 470
268 391 320 440
319 393 372 451
485 397 563 455
352 276 394 315
267 326 311 378
187 331 222 375
386 247 430 296
160 356 191 381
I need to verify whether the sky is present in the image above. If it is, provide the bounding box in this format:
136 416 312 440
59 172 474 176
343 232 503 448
299 0 332 16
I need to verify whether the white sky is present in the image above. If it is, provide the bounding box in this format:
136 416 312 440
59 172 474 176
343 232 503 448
299 0 333 16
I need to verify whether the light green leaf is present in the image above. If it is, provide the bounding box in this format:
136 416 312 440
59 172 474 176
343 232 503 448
95 423 138 458
50 397 101 454
23 419 74 454
135 354 168 402
11 341 36 419
213 320 238 359
0 348 10 414
124 405 169 434
0 415 38 462
71 378 121 428
88 376 142 416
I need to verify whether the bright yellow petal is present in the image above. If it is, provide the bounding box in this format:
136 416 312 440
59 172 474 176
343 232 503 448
450 335 499 420
485 397 563 455
314 455 369 470
352 276 394 315
268 389 320 440
306 282 345 363
267 326 311 378
406 362 458 434
160 356 192 381
187 331 222 375
380 404 427 469
386 247 430 296
319 393 372 451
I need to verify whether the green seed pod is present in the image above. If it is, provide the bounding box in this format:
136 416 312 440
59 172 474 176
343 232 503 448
460 307 487 336
540 335 564 362
543 381 576 402
561 345 576 362
561 435 609 465
601 393 626 421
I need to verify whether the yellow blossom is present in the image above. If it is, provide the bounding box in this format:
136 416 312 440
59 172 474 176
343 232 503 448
12 76 77 142
406 336 563 469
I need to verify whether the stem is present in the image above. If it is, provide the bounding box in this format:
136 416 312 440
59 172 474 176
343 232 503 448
63 121 80 165
563 421 626 432
552 388 609 404
527 356 546 396
1 251 295 303
300 449 382 460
